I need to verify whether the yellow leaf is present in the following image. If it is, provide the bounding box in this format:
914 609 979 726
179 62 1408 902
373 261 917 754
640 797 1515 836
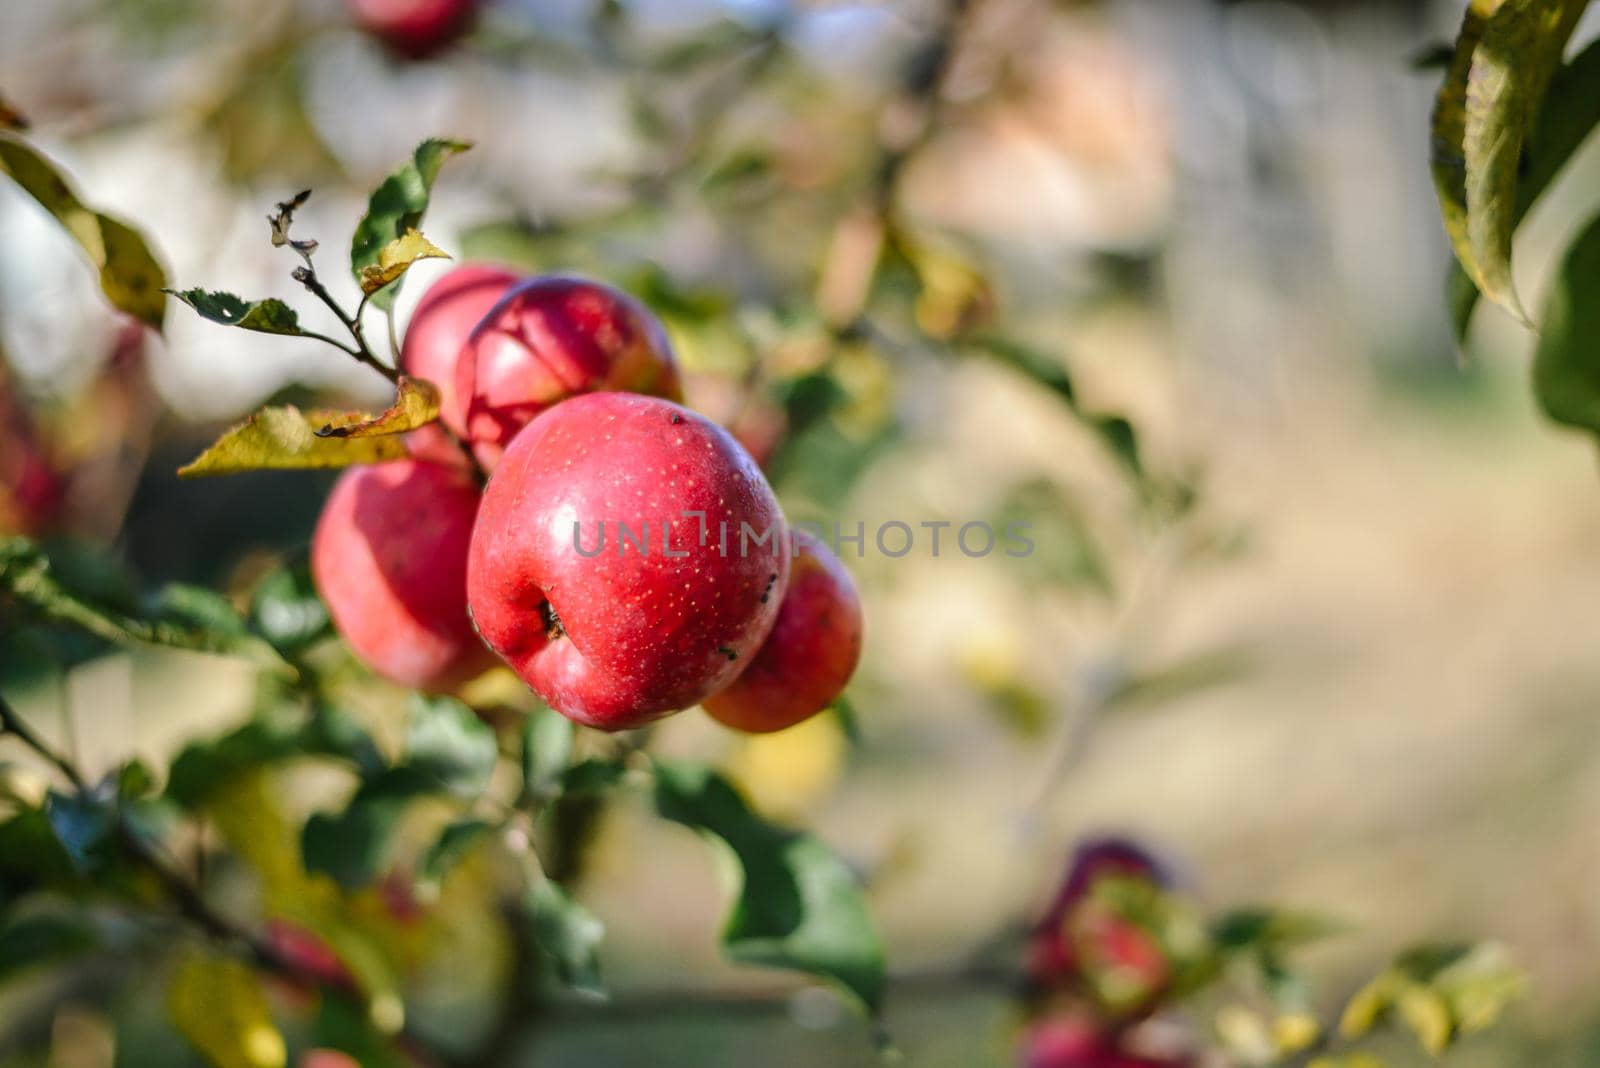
1339 973 1395 1039
1273 1011 1322 1054
177 378 439 477
1397 983 1454 1055
315 376 440 439
0 134 168 329
167 951 286 1068
358 229 450 295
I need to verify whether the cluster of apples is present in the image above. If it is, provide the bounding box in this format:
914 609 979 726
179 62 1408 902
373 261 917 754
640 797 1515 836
311 266 863 734
1020 838 1193 1068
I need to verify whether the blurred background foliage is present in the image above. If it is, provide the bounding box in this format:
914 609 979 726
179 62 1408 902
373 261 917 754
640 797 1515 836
5 0 1600 1065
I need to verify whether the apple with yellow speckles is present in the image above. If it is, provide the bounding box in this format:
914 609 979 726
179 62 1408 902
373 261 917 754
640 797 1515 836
466 392 788 730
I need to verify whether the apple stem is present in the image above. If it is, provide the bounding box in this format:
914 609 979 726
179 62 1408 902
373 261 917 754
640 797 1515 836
540 599 565 640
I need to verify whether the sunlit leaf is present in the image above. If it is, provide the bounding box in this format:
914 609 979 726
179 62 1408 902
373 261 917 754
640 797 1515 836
1450 36 1600 339
524 878 605 997
168 289 305 335
176 396 422 477
653 760 884 1013
314 377 439 440
0 133 167 329
1432 0 1587 326
350 139 469 311
168 951 287 1068
357 229 450 295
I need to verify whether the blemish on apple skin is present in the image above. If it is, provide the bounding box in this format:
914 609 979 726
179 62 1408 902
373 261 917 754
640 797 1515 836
760 573 778 604
670 412 685 425
717 645 739 661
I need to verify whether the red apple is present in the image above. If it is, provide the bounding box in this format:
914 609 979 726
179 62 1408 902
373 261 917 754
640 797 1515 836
313 459 493 692
1021 1017 1189 1068
348 0 479 59
466 393 788 730
456 275 683 470
401 263 520 436
265 919 353 991
1029 837 1174 1013
703 529 861 733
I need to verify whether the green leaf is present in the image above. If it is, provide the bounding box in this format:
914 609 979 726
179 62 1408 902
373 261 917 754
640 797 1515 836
520 708 573 801
167 950 287 1068
1432 0 1589 326
357 229 450 296
249 558 331 655
417 817 490 889
1212 908 1344 954
524 878 606 997
0 537 290 671
168 289 305 335
0 807 80 905
559 758 625 798
1455 36 1600 337
0 133 167 329
406 694 496 798
653 761 884 1013
167 710 382 809
349 139 470 311
302 765 435 889
1534 210 1600 435
0 910 96 982
1433 943 1526 1035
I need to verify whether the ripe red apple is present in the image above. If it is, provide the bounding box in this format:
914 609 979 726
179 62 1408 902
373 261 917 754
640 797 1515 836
265 919 353 991
348 0 479 59
703 529 861 733
313 459 493 692
1021 1017 1190 1068
401 263 521 436
456 275 683 470
1029 837 1173 1012
466 393 788 730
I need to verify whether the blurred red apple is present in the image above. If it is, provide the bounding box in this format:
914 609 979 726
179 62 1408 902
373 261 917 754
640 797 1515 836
265 919 353 990
456 275 683 470
466 393 787 730
313 459 493 692
703 529 861 733
401 263 521 436
348 0 479 59
1029 837 1173 1012
1021 1017 1190 1068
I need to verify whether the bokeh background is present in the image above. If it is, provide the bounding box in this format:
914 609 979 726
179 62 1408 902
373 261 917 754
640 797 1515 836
5 0 1600 1064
